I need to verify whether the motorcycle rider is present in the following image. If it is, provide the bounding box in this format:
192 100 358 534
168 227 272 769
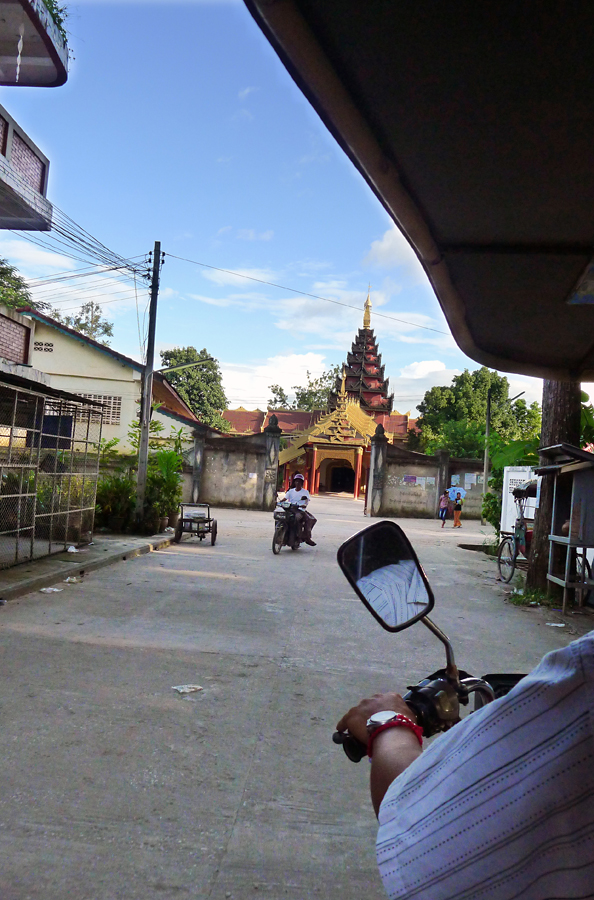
336 631 594 899
284 473 317 546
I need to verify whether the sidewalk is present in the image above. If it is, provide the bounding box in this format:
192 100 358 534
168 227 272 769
0 532 176 604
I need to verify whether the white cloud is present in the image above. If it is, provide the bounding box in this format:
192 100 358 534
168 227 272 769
232 108 254 123
200 266 275 288
238 86 258 100
0 236 74 273
237 228 274 242
400 360 447 379
216 225 233 236
222 352 327 409
364 223 427 284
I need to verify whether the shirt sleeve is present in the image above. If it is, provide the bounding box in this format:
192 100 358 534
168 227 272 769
376 633 594 900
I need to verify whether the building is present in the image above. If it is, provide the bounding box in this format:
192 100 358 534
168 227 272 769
21 309 203 451
0 0 69 232
0 306 104 569
223 298 416 498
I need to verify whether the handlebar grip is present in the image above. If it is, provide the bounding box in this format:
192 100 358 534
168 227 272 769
332 730 367 763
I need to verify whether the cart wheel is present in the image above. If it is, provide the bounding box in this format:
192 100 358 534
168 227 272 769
210 520 218 546
272 524 284 555
173 520 183 544
577 556 592 605
497 537 516 583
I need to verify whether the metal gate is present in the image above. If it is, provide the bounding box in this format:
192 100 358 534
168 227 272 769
0 381 102 570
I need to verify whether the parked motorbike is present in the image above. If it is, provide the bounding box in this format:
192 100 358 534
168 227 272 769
333 520 526 761
272 500 303 554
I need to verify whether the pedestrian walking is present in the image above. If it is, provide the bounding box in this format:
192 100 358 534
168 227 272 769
438 490 449 528
453 492 464 528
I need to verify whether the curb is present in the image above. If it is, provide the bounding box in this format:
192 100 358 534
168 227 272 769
0 535 175 604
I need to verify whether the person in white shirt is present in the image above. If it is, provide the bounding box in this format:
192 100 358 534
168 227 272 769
336 632 594 899
284 473 316 545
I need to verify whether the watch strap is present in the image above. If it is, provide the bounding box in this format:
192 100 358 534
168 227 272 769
367 715 423 757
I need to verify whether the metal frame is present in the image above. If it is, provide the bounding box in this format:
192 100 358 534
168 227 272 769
0 381 102 570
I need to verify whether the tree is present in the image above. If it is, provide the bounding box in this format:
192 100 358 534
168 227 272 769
526 380 581 591
292 365 341 411
160 346 230 432
0 258 35 310
267 364 341 411
268 384 290 409
410 367 541 457
51 300 114 346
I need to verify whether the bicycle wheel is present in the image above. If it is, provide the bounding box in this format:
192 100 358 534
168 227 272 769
497 537 516 583
576 555 592 605
272 524 284 555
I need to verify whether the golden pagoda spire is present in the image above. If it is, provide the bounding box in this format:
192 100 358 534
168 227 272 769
363 286 372 328
337 365 348 411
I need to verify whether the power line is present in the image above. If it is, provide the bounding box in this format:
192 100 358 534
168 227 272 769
165 253 449 336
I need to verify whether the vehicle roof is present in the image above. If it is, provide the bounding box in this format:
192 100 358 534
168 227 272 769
245 1 594 379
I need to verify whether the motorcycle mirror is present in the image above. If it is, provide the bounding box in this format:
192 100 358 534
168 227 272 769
337 521 435 632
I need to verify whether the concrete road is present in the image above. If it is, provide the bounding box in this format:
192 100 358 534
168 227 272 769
0 499 590 900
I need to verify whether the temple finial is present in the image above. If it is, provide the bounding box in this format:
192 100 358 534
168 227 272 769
363 287 372 328
340 364 346 395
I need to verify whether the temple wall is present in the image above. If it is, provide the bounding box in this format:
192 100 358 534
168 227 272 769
371 441 484 519
182 430 280 512
381 461 440 517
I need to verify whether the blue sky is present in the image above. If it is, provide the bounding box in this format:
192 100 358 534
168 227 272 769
0 0 545 412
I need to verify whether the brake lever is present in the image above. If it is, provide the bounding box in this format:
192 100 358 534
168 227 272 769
332 730 367 763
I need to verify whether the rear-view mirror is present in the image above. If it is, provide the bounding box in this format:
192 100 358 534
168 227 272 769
337 521 434 632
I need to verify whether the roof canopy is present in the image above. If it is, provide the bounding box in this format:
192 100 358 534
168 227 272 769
245 1 594 380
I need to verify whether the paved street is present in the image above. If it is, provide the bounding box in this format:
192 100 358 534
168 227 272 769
0 498 590 900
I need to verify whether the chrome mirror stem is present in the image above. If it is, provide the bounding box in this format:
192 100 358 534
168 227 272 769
421 616 459 684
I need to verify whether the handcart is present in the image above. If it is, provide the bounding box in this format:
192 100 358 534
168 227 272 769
173 502 218 546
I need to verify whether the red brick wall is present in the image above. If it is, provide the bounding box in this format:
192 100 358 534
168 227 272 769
0 314 30 364
10 133 45 193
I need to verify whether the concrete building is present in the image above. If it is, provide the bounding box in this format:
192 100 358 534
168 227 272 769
21 309 202 452
0 0 69 232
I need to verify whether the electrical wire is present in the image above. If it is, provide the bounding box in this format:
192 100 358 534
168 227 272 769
165 253 449 336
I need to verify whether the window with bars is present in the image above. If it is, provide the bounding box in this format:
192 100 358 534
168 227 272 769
78 394 122 425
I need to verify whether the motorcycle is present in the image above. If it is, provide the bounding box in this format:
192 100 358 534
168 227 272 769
272 500 303 554
332 520 526 761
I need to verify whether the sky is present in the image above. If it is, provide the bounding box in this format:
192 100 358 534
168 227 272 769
0 0 548 413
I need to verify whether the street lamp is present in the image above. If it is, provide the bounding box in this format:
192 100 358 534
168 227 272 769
156 358 214 375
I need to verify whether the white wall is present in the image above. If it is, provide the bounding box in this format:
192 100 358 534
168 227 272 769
30 321 142 451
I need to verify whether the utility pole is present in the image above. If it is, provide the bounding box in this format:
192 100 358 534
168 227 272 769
481 387 491 524
135 241 163 521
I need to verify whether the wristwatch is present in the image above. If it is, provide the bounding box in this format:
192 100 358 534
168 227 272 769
366 709 404 732
366 709 424 757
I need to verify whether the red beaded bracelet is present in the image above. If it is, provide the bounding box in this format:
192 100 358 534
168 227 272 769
367 715 424 757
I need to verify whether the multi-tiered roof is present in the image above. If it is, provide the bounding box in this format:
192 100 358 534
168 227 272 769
329 293 394 413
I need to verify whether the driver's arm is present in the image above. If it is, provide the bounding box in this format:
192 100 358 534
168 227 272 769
336 691 422 816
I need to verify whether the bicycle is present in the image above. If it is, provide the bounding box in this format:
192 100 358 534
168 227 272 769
497 482 535 583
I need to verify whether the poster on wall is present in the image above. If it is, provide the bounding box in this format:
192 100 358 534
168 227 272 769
465 473 477 486
417 476 426 489
451 474 460 486
426 476 436 487
403 475 417 484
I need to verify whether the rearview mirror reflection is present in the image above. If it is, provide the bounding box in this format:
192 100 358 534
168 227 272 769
337 521 434 632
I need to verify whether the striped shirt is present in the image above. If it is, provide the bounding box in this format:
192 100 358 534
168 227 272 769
377 631 594 899
357 561 428 628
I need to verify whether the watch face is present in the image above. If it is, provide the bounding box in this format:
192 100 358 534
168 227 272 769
367 709 399 728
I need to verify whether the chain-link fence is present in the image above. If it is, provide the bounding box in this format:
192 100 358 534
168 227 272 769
0 381 103 570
